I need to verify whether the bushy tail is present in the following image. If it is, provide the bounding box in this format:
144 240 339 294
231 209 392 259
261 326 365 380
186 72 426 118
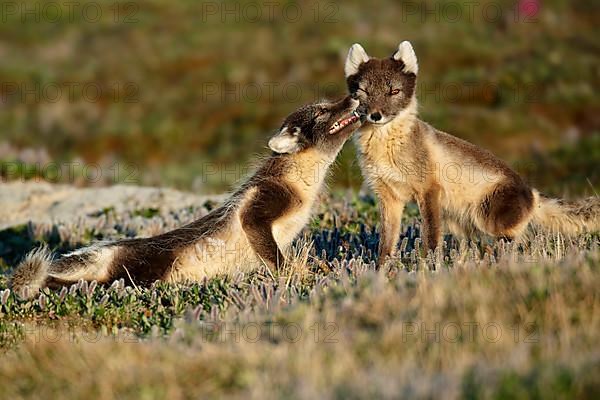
9 243 117 299
531 190 600 235
10 245 53 299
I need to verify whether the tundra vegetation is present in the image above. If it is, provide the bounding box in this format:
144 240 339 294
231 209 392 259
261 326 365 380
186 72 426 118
0 193 598 399
0 0 597 193
0 0 598 398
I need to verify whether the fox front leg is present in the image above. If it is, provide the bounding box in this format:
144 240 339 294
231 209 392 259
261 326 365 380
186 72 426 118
242 220 285 270
417 185 442 253
240 183 292 270
375 182 408 267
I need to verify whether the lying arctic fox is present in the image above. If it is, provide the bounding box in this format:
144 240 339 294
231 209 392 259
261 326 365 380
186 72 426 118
11 97 361 298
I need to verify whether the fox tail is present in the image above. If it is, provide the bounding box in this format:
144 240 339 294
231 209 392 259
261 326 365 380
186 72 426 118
9 245 53 299
531 190 600 235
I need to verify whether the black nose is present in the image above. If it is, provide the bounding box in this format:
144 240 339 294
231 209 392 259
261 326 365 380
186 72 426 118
370 112 382 121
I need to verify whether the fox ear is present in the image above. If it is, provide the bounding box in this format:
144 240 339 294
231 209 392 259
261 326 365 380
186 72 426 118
345 43 369 77
268 127 301 154
393 41 418 74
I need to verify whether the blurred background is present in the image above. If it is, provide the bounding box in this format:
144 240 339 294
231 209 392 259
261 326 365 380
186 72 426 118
0 0 598 196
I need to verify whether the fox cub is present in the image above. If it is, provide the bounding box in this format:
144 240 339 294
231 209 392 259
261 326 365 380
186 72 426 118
11 97 361 298
344 41 599 264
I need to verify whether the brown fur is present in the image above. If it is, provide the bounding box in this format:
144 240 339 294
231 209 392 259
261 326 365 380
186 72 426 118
10 97 361 297
418 184 442 252
346 43 599 265
240 178 297 269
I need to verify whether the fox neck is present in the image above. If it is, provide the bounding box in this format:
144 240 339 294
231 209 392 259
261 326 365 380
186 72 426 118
285 148 334 193
361 96 418 141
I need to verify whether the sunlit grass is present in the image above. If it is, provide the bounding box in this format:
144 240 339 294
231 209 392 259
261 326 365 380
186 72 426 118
0 193 598 398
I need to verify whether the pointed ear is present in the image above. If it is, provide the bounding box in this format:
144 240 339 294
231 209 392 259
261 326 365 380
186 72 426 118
393 41 418 74
268 127 301 154
345 43 369 77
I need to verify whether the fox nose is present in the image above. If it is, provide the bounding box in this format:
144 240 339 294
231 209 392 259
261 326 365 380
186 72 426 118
369 112 382 122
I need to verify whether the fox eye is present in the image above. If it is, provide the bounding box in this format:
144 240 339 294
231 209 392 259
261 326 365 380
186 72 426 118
314 108 327 117
390 89 401 95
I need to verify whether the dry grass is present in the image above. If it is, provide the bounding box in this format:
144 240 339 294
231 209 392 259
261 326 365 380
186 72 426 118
0 193 599 399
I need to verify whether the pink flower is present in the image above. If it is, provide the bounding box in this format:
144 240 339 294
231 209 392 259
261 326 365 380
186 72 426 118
519 0 540 19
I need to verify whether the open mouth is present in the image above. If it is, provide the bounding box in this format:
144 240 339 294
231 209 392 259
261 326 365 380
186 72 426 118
328 111 361 135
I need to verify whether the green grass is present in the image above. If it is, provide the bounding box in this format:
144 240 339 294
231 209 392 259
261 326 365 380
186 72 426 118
0 0 599 397
0 194 598 399
0 0 598 192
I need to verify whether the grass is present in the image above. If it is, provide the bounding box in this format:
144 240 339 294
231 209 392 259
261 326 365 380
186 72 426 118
0 0 598 396
0 193 599 399
0 0 598 192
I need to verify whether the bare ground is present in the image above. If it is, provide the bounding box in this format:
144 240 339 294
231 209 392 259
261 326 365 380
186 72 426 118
0 181 222 230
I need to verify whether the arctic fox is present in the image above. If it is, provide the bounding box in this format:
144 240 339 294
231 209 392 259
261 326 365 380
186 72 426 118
344 41 599 264
11 97 361 298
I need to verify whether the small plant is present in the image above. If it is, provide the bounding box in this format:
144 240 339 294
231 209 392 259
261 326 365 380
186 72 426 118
132 208 160 219
0 194 598 399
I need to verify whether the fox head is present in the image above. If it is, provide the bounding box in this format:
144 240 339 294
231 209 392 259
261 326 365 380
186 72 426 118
268 96 361 156
344 41 418 125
